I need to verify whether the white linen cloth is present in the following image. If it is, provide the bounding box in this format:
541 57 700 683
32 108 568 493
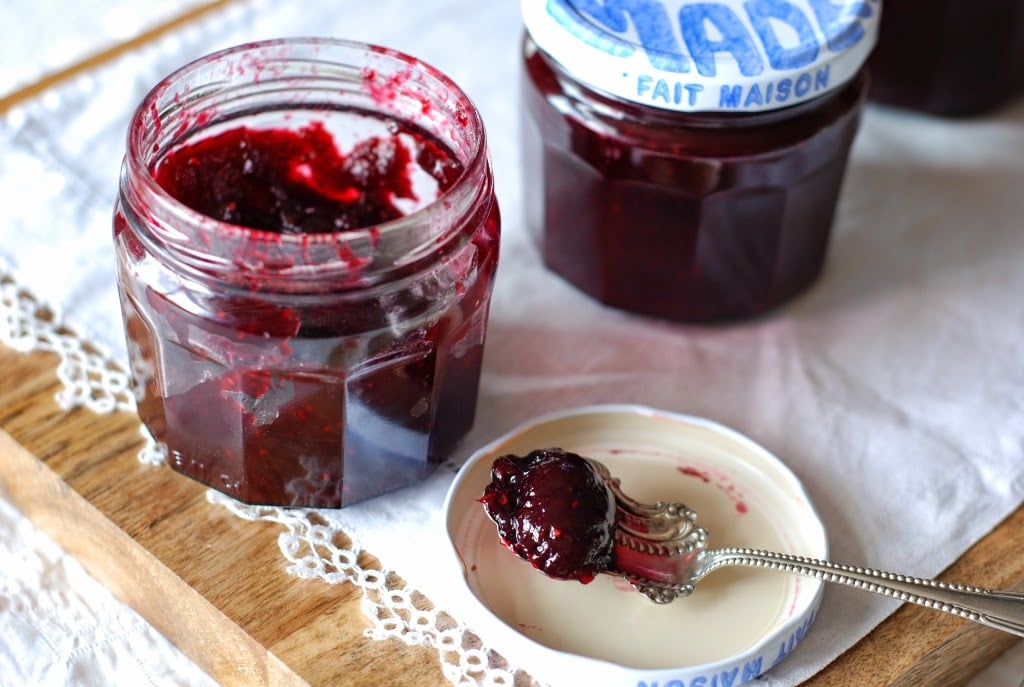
1 1 1023 685
0 0 218 96
0 497 218 686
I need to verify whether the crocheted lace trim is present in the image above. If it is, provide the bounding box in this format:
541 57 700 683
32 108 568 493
0 268 134 414
0 265 531 686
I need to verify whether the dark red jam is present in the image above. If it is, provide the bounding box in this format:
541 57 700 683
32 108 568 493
114 39 499 508
480 448 615 583
522 38 866 322
153 122 461 234
869 0 1024 116
117 118 498 507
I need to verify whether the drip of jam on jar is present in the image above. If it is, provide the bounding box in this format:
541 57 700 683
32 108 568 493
130 119 495 508
480 448 616 583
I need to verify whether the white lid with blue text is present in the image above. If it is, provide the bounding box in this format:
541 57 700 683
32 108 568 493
522 0 880 113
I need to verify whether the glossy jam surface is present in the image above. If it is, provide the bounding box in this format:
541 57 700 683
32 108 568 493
522 42 865 322
154 122 461 233
480 448 615 583
869 0 1024 116
117 116 499 508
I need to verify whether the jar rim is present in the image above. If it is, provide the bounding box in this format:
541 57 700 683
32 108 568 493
123 37 490 272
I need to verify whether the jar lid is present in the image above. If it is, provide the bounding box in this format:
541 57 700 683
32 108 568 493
522 0 880 113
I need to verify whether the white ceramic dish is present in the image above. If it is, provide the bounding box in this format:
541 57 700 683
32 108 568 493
442 404 827 686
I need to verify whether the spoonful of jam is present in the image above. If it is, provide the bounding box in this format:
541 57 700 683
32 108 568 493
480 448 1024 638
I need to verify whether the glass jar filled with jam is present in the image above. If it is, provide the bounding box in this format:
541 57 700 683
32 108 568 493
114 39 500 508
521 0 879 322
869 0 1024 116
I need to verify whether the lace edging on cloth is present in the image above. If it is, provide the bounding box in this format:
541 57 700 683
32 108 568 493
0 263 530 687
208 491 528 687
0 266 134 413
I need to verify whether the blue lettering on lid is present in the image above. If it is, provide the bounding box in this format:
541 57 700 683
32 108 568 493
720 83 743 107
536 0 877 111
793 71 813 97
814 64 830 89
742 656 764 681
775 77 792 101
653 78 673 101
548 0 875 71
546 0 638 58
744 0 820 70
550 0 691 72
744 82 764 107
806 0 876 52
679 4 765 77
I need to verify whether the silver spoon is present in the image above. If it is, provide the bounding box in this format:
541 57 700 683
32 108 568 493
589 459 1024 638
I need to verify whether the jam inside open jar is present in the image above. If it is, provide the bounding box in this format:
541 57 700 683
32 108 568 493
521 0 879 322
114 39 500 508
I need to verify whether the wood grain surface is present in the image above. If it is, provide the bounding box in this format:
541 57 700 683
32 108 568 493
1 342 1022 686
0 345 448 687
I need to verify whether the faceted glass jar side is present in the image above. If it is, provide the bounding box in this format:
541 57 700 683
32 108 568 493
869 0 1024 116
114 39 500 508
521 36 866 323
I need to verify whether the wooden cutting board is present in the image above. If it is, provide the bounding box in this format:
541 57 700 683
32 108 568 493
1 343 1021 686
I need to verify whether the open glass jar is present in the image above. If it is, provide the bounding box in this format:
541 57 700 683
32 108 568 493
521 0 879 322
114 39 500 508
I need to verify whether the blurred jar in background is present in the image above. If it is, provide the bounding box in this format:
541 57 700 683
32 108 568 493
869 0 1024 116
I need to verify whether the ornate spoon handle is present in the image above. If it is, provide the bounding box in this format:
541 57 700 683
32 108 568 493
697 547 1024 638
